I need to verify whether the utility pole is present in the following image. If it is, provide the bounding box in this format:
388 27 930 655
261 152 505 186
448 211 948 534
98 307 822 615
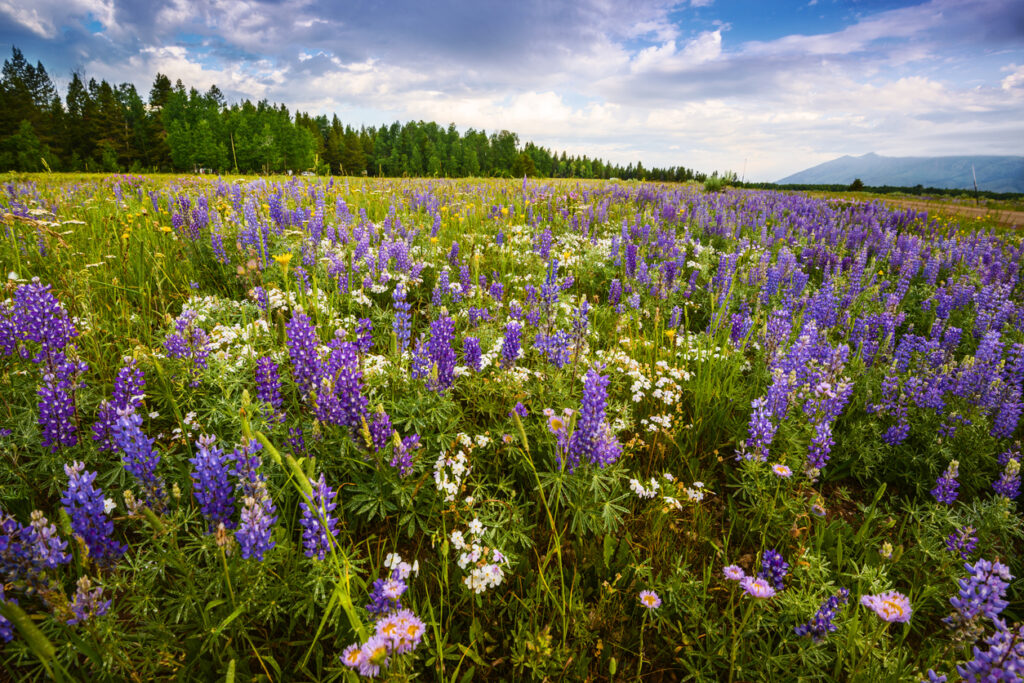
972 163 980 207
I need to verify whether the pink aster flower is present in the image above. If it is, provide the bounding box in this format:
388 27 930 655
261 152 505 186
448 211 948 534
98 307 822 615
860 591 912 623
639 590 662 609
772 463 792 478
723 564 746 581
740 576 776 599
340 642 364 669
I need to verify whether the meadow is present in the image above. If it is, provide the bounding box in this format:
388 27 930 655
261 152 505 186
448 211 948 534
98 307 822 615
0 173 1021 681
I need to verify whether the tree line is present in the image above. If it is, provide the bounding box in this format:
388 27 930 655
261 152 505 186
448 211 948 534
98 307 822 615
0 47 704 181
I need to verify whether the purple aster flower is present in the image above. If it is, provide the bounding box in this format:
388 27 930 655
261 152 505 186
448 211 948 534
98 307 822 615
299 473 340 560
723 565 746 581
66 575 110 626
860 590 912 623
639 590 662 609
740 576 776 599
61 462 125 567
357 635 391 678
340 642 364 670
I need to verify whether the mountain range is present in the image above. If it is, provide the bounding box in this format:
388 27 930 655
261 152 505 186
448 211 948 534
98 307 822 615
776 153 1024 193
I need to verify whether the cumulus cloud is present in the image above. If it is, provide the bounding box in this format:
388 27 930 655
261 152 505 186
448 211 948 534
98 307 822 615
1 0 1022 180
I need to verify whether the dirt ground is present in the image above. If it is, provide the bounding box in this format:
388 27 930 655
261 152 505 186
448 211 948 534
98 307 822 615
880 197 1024 228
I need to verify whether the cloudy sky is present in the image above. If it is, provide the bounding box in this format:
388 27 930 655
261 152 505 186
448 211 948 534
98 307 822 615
1 0 1022 180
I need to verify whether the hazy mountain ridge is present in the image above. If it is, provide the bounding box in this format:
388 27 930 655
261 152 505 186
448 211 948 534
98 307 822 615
777 153 1024 193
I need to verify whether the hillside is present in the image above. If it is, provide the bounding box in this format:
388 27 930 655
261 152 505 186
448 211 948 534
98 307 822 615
777 153 1024 193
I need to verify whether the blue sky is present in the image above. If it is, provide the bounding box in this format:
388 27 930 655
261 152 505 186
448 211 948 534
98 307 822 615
1 0 1022 180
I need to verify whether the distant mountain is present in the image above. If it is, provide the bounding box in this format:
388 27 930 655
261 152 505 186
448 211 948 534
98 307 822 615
776 153 1024 193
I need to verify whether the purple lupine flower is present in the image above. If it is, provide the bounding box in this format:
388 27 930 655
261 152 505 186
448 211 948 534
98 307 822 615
61 462 125 567
190 434 236 532
164 310 209 385
931 460 960 505
946 559 1013 626
315 341 369 433
535 330 572 369
66 575 110 626
299 473 340 560
356 318 374 353
758 549 789 591
501 320 522 368
368 408 393 453
0 512 68 587
286 312 320 396
392 287 412 351
426 315 456 394
255 356 284 421
946 525 979 560
745 397 775 462
993 456 1021 500
366 575 406 615
390 434 420 477
10 279 77 367
794 588 849 642
956 622 1024 681
231 440 276 560
463 336 482 372
93 358 146 451
0 585 13 643
38 358 83 451
565 368 621 471
510 402 528 419
111 408 165 506
608 279 622 306
236 479 276 561
27 510 69 569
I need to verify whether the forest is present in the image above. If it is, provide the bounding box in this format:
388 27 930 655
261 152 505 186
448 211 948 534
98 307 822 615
0 47 702 181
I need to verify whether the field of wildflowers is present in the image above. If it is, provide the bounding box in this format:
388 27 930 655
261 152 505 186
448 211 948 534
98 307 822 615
0 174 1022 681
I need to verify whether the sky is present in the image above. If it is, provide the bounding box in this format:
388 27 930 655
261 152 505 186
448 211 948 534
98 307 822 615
0 0 1022 181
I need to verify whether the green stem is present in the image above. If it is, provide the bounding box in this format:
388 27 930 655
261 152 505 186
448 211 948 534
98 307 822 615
728 600 756 683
